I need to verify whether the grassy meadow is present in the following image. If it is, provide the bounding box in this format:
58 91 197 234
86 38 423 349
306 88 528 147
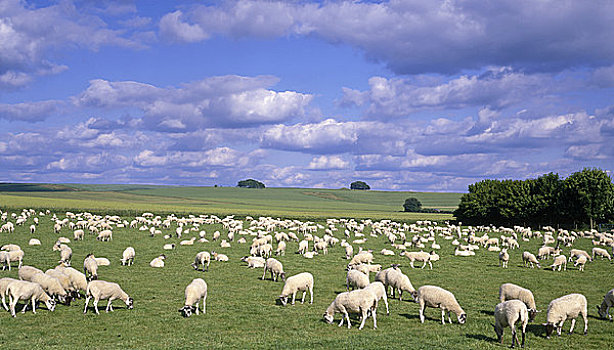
0 185 612 349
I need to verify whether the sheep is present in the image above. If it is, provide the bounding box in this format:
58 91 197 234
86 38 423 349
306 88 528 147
18 265 44 281
416 285 466 325
313 241 328 254
380 249 394 256
569 249 591 262
94 257 111 266
56 237 71 244
522 251 541 268
29 224 36 234
574 255 588 271
345 245 354 260
57 245 73 265
150 254 166 268
28 238 41 246
211 252 228 262
0 277 18 310
279 272 314 306
365 281 389 315
596 288 614 320
499 248 510 268
180 237 196 246
592 247 611 261
241 256 265 269
1 249 24 271
178 278 208 317
121 247 135 266
323 289 378 330
45 269 77 300
494 300 529 348
56 265 87 298
73 229 85 241
303 251 318 259
83 254 99 280
6 280 56 317
297 240 309 255
543 293 588 338
83 280 134 314
499 283 539 321
351 264 382 276
537 246 559 260
349 251 374 265
550 255 567 271
385 267 417 301
454 248 475 256
96 229 113 241
31 272 69 304
163 243 176 250
276 241 286 256
346 269 369 291
1 244 21 252
262 258 285 282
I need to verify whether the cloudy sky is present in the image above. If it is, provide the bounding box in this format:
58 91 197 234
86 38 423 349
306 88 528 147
1 0 613 191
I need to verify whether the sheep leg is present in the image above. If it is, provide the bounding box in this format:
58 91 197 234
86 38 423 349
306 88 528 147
568 318 576 334
383 295 389 315
429 261 433 269
1 295 7 311
83 296 90 314
358 308 367 330
31 298 36 314
441 309 446 324
419 302 426 323
291 291 297 305
582 312 588 335
261 267 267 280
309 287 313 304
447 311 452 324
399 290 403 301
410 261 415 268
93 299 100 315
301 290 306 304
202 297 206 314
421 261 426 269
21 302 28 313
195 302 199 315
10 296 17 317
372 307 377 329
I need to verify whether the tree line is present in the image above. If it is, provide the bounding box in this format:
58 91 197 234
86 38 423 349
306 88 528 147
453 168 614 229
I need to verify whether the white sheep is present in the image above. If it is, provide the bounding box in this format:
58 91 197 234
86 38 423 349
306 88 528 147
550 255 567 271
262 258 285 282
499 248 510 268
543 293 588 338
6 280 56 317
303 251 318 259
178 278 208 317
596 288 614 320
323 289 378 330
346 269 369 291
83 280 134 314
297 240 309 255
568 249 591 262
211 252 228 262
73 229 85 241
28 238 41 246
150 254 166 268
380 249 394 256
345 245 354 260
364 281 389 315
275 241 286 256
18 265 44 281
83 254 99 280
494 300 529 348
352 263 382 276
56 265 87 298
454 248 475 257
45 269 77 300
349 251 374 265
592 247 611 261
96 229 113 241
163 243 176 250
1 249 24 271
241 256 265 268
0 277 18 310
499 283 539 321
279 272 314 306
121 247 135 266
1 244 21 251
416 285 466 325
522 251 541 268
94 257 111 266
385 267 417 301
30 272 69 304
574 255 588 271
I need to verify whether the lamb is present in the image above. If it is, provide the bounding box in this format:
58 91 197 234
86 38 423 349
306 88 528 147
596 288 614 320
574 255 588 271
149 254 166 268
6 280 56 317
83 280 134 314
211 252 228 262
592 247 611 261
499 248 510 268
279 272 314 306
180 237 196 246
2 244 21 251
346 268 369 291
241 256 265 269
522 251 541 268
178 278 208 317
96 229 113 242
0 277 18 310
83 254 99 280
537 246 560 260
454 248 475 256
303 251 318 259
120 247 135 266
415 285 466 325
499 283 539 321
323 289 378 330
385 267 417 301
58 245 73 265
364 281 389 315
543 293 588 338
494 300 529 348
262 258 285 281
550 255 567 271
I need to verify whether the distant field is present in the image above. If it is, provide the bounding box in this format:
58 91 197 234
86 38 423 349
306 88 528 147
0 184 462 220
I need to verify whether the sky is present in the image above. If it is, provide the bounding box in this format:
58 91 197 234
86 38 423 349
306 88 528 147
0 0 613 192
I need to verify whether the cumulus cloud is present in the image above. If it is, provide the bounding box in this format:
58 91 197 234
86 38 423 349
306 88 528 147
159 10 209 43
0 100 63 122
261 119 358 153
307 155 349 170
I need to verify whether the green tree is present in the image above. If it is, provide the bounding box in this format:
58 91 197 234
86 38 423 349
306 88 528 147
561 168 614 229
350 181 370 190
237 179 265 189
403 197 422 212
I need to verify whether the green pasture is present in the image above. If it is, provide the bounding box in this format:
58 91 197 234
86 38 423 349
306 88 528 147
0 208 612 349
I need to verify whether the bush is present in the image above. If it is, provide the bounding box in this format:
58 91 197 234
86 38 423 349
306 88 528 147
403 197 422 212
237 179 265 189
350 181 370 190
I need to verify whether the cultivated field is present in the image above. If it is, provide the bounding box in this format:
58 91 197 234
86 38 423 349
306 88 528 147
0 186 612 349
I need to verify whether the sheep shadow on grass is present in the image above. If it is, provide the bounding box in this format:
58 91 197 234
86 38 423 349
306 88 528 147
465 333 496 343
526 324 545 337
479 309 494 316
399 313 440 323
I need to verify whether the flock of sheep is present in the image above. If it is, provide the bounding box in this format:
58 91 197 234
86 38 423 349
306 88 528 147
1 208 613 347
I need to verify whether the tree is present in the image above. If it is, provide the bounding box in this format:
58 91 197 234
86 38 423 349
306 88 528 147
350 181 370 190
237 179 265 189
403 197 422 212
561 168 614 229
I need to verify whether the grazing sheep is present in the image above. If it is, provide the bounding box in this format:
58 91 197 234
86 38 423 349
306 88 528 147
596 288 614 320
262 258 285 282
592 247 611 261
163 243 176 250
120 247 135 266
297 240 309 255
323 289 378 330
352 263 382 276
550 255 567 271
543 293 588 338
73 229 85 241
6 280 56 317
494 300 529 348
0 277 18 310
211 252 228 262
275 241 286 256
56 265 87 298
83 280 134 315
416 285 466 325
178 278 208 317
57 237 71 244
537 246 560 260
149 254 166 268
279 272 314 306
241 256 265 269
365 281 389 315
574 255 588 271
569 249 591 262
346 269 369 291
94 257 110 266
45 269 77 300
345 245 354 260
83 254 99 280
499 283 539 321
18 265 44 281
349 251 374 265
402 251 433 269
57 245 73 265
499 248 510 268
96 230 113 242
385 267 417 301
1 249 24 271
522 252 541 268
313 241 328 254
0 244 20 252
28 238 41 246
29 225 36 234
31 272 69 304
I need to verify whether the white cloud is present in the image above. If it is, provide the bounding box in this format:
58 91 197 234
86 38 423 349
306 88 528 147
0 100 62 122
159 10 209 43
307 155 349 170
261 119 358 153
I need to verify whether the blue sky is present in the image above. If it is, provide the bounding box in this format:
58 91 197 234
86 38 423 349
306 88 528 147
1 0 613 191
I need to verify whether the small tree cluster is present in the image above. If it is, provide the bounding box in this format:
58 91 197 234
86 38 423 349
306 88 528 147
237 179 265 189
350 181 370 190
